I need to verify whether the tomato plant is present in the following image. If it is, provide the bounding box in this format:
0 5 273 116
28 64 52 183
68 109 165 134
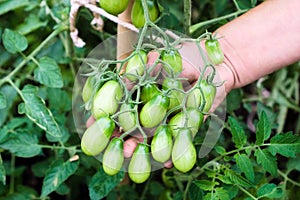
100 0 129 15
205 36 224 65
131 0 160 28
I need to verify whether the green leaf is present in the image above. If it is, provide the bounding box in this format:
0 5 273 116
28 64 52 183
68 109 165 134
0 0 29 15
17 14 48 35
188 183 204 200
214 146 226 155
0 85 18 127
20 85 62 137
0 118 28 143
0 92 7 109
224 169 253 188
55 183 70 196
47 88 71 112
0 154 6 185
2 29 28 54
234 153 255 182
268 132 300 157
226 89 242 112
0 131 41 158
41 159 79 197
215 187 230 200
149 181 164 196
257 183 283 198
255 111 271 145
287 157 300 172
89 167 124 200
254 148 277 177
228 117 247 148
34 57 63 88
193 180 215 191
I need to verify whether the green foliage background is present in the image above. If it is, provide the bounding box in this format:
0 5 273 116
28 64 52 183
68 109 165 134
0 0 299 199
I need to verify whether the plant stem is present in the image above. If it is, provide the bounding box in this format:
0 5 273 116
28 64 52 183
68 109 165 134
9 154 15 194
190 9 248 33
278 169 300 187
183 0 191 35
237 185 258 200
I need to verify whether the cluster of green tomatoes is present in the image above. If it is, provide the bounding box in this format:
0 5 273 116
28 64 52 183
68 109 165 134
100 0 160 28
80 41 222 183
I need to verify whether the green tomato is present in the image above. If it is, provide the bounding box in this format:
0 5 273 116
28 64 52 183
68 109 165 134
186 87 201 109
140 94 170 128
118 103 136 132
168 108 204 138
172 129 196 173
131 0 159 28
125 50 147 82
82 76 93 104
161 49 183 75
92 80 123 119
205 38 224 65
103 138 124 176
81 117 115 156
151 125 172 163
162 78 184 110
140 83 160 103
199 80 216 112
128 143 151 184
100 0 129 15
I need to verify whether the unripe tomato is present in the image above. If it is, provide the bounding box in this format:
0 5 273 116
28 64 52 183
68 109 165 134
100 0 129 15
200 80 216 112
140 83 160 103
92 80 123 119
140 94 170 128
81 117 115 156
103 138 124 175
131 0 159 28
128 143 151 183
168 108 204 137
161 49 182 75
172 129 196 173
125 50 147 82
205 38 224 65
82 76 93 104
186 87 201 109
118 103 136 132
151 125 172 163
162 78 184 110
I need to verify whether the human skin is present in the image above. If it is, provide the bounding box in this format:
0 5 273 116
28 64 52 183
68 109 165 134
87 0 300 162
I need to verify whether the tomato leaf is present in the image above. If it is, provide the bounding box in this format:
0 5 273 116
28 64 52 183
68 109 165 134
255 111 271 145
254 148 277 177
0 0 29 15
257 183 283 199
234 153 255 182
0 92 7 109
215 187 230 200
2 29 28 54
41 159 79 197
0 130 41 158
193 180 215 191
0 154 6 185
0 85 18 127
224 169 253 188
19 85 62 137
228 117 246 148
89 167 124 200
17 14 48 35
268 132 300 157
34 57 63 88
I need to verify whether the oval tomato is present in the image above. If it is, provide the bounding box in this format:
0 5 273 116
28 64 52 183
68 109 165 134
172 129 196 173
199 80 216 112
118 103 136 132
128 143 151 183
168 108 204 137
151 125 172 163
140 94 170 128
81 116 115 156
82 76 93 104
186 87 201 109
140 83 160 103
125 50 147 82
100 0 129 15
92 80 123 119
162 78 184 110
205 38 224 65
161 49 182 76
131 0 159 28
103 138 124 175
